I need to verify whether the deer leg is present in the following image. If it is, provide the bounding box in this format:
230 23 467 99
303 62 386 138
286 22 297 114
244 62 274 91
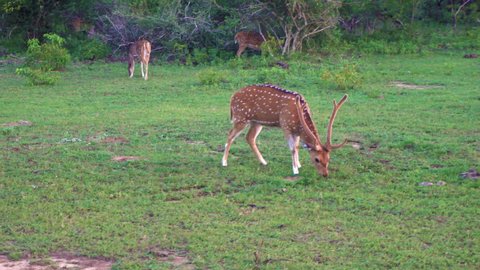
286 133 300 175
143 61 149 80
246 123 267 165
140 62 145 79
236 45 247 57
294 135 301 168
128 59 134 78
222 122 247 166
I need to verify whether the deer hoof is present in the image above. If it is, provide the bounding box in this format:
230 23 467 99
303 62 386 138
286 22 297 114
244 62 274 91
260 158 268 166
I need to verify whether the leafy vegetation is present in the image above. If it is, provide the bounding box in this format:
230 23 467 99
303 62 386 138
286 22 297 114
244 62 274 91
24 33 70 72
1 51 479 268
15 33 70 85
0 1 478 58
322 62 362 90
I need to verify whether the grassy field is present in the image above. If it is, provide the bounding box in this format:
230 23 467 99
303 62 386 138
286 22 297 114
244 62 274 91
1 51 479 269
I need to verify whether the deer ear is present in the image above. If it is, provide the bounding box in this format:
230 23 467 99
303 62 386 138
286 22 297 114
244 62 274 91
304 143 321 151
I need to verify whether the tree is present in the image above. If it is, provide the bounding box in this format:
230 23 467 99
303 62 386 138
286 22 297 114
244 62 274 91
243 0 340 55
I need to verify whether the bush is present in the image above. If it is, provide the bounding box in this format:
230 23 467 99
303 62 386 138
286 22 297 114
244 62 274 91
256 67 288 84
198 69 228 85
321 63 362 90
17 33 70 85
260 37 283 58
15 67 60 85
25 33 71 71
69 38 111 61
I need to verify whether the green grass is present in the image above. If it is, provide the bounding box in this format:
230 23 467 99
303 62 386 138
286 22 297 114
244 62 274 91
1 52 479 269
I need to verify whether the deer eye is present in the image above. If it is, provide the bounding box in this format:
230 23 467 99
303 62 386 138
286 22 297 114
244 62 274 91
314 158 320 163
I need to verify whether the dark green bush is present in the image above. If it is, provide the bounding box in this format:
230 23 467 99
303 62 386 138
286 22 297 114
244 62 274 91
68 38 111 60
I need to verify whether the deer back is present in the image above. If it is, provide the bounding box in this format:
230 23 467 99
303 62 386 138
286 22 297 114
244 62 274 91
234 31 265 49
129 40 151 59
230 85 321 142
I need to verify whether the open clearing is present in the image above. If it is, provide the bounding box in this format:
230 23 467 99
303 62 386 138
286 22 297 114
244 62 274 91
1 52 479 269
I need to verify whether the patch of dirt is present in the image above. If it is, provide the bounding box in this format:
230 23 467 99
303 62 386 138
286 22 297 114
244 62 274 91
430 164 444 169
0 253 113 270
275 61 289 69
185 139 206 145
147 248 194 269
101 137 129 144
463 53 478 59
239 204 266 216
2 120 32 127
419 181 447 187
434 216 448 224
111 156 142 162
391 81 443 90
460 168 479 179
368 142 380 151
351 142 362 150
283 176 300 182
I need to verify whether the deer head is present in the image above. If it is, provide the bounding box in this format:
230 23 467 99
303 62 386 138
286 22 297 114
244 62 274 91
296 95 348 177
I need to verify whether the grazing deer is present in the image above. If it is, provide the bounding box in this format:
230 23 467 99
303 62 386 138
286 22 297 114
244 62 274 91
234 31 266 57
128 40 151 80
222 84 348 177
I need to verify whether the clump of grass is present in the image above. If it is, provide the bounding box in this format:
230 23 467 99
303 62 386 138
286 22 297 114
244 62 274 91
15 67 60 85
321 63 362 90
255 67 288 84
197 68 228 85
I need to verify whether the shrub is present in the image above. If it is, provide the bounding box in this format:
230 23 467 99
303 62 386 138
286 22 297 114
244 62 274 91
25 33 71 71
71 38 110 60
256 67 288 84
321 63 362 90
198 69 228 85
17 33 70 85
260 37 283 58
191 48 209 65
15 67 59 85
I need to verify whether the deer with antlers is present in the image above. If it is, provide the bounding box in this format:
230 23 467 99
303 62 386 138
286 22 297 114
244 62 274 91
234 31 266 57
222 84 348 177
128 40 151 80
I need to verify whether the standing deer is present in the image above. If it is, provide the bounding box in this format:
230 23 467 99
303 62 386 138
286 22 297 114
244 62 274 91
234 31 266 57
128 40 151 80
222 84 348 177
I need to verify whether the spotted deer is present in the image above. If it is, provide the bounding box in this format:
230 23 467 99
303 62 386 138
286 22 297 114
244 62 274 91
128 40 151 80
234 31 265 57
222 84 348 176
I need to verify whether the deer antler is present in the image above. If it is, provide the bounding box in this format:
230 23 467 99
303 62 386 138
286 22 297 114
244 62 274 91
326 94 348 149
296 96 321 150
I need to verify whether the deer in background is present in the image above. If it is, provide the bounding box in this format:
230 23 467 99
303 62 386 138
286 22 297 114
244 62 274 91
234 31 266 57
222 84 348 177
128 40 151 80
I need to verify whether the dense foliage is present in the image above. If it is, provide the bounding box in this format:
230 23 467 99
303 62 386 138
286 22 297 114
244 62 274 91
15 33 70 85
0 0 479 58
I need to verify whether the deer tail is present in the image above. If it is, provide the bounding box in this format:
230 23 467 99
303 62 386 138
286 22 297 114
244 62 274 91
234 33 239 44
